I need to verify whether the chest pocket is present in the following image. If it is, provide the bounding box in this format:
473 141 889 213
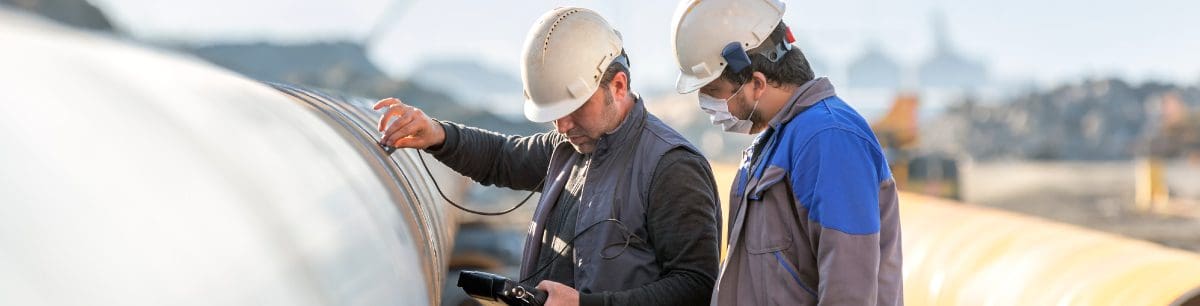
743 167 796 254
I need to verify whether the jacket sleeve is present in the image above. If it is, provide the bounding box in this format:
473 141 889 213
424 120 562 191
791 128 887 306
578 149 721 306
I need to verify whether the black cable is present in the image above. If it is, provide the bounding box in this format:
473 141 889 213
518 218 645 284
383 143 543 216
382 143 642 285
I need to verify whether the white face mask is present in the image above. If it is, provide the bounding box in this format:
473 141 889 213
698 84 759 134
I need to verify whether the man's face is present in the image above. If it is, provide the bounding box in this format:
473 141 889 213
699 77 755 120
553 88 619 154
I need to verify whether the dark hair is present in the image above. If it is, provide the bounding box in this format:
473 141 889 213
599 52 631 91
719 22 815 87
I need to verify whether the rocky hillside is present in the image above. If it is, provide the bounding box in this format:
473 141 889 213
924 79 1200 161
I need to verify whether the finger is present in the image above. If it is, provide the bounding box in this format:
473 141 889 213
385 117 424 147
377 110 391 133
372 97 400 110
382 110 419 145
535 280 558 291
377 103 409 132
392 137 418 149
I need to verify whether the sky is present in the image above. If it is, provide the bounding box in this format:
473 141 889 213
89 0 1200 91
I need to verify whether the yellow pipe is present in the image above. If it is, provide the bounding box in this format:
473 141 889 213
712 163 740 261
900 192 1200 305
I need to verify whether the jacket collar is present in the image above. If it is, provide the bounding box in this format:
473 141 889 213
766 77 837 129
592 93 646 158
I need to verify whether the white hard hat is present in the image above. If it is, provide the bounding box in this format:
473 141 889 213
670 0 787 94
521 7 626 123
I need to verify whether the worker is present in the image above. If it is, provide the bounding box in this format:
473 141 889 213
670 0 903 305
375 7 720 306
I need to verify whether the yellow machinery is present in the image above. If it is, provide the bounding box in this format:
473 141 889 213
1138 92 1200 215
872 93 963 199
1136 157 1171 214
872 93 922 151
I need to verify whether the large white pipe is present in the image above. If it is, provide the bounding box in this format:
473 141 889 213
0 9 453 306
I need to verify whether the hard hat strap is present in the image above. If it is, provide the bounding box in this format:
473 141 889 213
722 39 793 74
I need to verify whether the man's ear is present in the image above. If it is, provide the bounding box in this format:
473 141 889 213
610 71 630 100
751 71 769 98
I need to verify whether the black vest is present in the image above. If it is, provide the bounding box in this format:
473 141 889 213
519 97 699 293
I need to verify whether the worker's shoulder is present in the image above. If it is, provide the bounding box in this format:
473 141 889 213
642 111 703 152
780 96 878 151
657 146 708 169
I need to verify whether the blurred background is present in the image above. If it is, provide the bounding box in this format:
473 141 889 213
6 0 1200 304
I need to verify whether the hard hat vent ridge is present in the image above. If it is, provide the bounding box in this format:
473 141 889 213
541 8 582 63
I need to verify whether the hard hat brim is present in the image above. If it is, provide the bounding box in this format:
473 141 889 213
675 71 721 94
524 95 589 123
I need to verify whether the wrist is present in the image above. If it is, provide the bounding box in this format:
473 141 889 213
425 119 451 152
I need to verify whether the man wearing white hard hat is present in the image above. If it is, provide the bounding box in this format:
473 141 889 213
671 0 903 305
375 7 721 306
